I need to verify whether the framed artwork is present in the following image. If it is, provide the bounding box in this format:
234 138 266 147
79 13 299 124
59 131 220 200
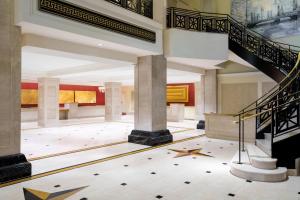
75 91 97 103
167 85 189 103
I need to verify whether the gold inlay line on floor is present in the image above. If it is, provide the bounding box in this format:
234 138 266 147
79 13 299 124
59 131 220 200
0 134 203 189
28 128 193 162
22 120 192 132
28 141 127 162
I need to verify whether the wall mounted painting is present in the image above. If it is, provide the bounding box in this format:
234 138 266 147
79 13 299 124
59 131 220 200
21 89 38 105
167 85 189 103
75 91 97 104
59 90 75 104
231 0 300 38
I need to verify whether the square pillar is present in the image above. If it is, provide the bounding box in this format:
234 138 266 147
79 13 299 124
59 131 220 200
195 75 205 120
105 82 122 121
196 70 217 129
129 55 173 146
204 69 217 113
38 78 60 127
0 0 31 183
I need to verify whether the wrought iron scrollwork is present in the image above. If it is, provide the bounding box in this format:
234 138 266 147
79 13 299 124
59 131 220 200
167 7 300 75
105 0 153 19
167 7 300 152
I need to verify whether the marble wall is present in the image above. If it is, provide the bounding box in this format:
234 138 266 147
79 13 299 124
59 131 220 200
218 72 276 115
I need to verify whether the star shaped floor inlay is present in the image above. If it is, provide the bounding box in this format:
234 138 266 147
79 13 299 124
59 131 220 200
169 148 213 158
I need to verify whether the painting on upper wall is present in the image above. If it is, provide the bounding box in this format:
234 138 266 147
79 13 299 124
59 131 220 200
59 90 75 104
231 0 300 38
21 89 38 105
167 85 189 103
75 91 97 104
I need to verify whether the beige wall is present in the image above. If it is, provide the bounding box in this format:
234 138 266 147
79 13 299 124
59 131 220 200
221 83 258 114
218 72 276 115
167 0 231 14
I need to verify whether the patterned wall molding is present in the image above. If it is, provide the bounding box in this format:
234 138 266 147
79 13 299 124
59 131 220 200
38 0 156 43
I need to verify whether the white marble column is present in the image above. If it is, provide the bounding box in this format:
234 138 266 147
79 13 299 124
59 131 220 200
129 55 173 146
153 0 167 26
204 69 217 113
105 82 122 121
38 78 60 127
195 75 205 120
0 0 21 157
0 0 31 182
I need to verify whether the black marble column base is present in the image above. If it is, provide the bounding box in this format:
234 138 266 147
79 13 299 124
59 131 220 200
197 120 205 130
0 153 32 183
128 129 173 146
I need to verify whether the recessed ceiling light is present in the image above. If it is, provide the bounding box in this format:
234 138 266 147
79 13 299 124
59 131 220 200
97 43 103 47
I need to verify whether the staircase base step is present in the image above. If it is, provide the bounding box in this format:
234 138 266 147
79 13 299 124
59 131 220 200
251 157 277 170
246 144 277 169
230 151 287 182
231 162 287 182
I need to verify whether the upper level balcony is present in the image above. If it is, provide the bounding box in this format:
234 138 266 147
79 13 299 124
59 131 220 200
105 0 153 19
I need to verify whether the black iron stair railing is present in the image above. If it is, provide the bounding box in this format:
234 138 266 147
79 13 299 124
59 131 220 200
235 54 300 165
166 7 300 167
105 0 153 19
167 7 300 78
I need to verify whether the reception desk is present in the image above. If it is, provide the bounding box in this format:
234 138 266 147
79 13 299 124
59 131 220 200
205 113 256 143
167 103 185 122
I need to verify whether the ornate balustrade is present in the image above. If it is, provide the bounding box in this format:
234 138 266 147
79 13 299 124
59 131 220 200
167 7 300 75
105 0 153 19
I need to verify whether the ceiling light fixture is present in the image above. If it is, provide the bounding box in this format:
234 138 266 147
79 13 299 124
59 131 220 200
97 43 104 47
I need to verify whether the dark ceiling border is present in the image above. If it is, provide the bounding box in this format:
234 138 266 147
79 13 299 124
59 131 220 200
38 0 156 43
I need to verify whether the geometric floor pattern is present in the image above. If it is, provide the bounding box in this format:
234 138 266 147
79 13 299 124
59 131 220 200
23 186 88 200
1 135 300 200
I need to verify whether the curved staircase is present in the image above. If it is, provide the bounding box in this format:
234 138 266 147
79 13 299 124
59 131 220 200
166 7 300 182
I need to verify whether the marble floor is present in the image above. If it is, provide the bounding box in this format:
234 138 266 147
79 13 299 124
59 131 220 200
21 115 196 160
21 116 199 176
1 135 300 200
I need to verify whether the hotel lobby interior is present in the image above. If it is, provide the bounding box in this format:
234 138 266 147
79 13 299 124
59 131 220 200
0 0 300 199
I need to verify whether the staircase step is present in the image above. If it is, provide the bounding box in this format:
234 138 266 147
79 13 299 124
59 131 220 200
246 144 277 169
251 157 277 170
246 144 269 158
231 162 287 182
256 139 271 156
264 132 272 141
230 152 287 182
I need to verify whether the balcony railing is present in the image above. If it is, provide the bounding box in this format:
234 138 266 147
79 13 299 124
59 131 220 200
105 0 153 19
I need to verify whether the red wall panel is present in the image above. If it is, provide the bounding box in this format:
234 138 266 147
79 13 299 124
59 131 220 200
21 83 105 107
59 84 105 106
21 82 196 107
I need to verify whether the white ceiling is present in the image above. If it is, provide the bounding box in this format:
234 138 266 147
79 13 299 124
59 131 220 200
167 57 225 69
22 49 202 86
22 52 96 72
